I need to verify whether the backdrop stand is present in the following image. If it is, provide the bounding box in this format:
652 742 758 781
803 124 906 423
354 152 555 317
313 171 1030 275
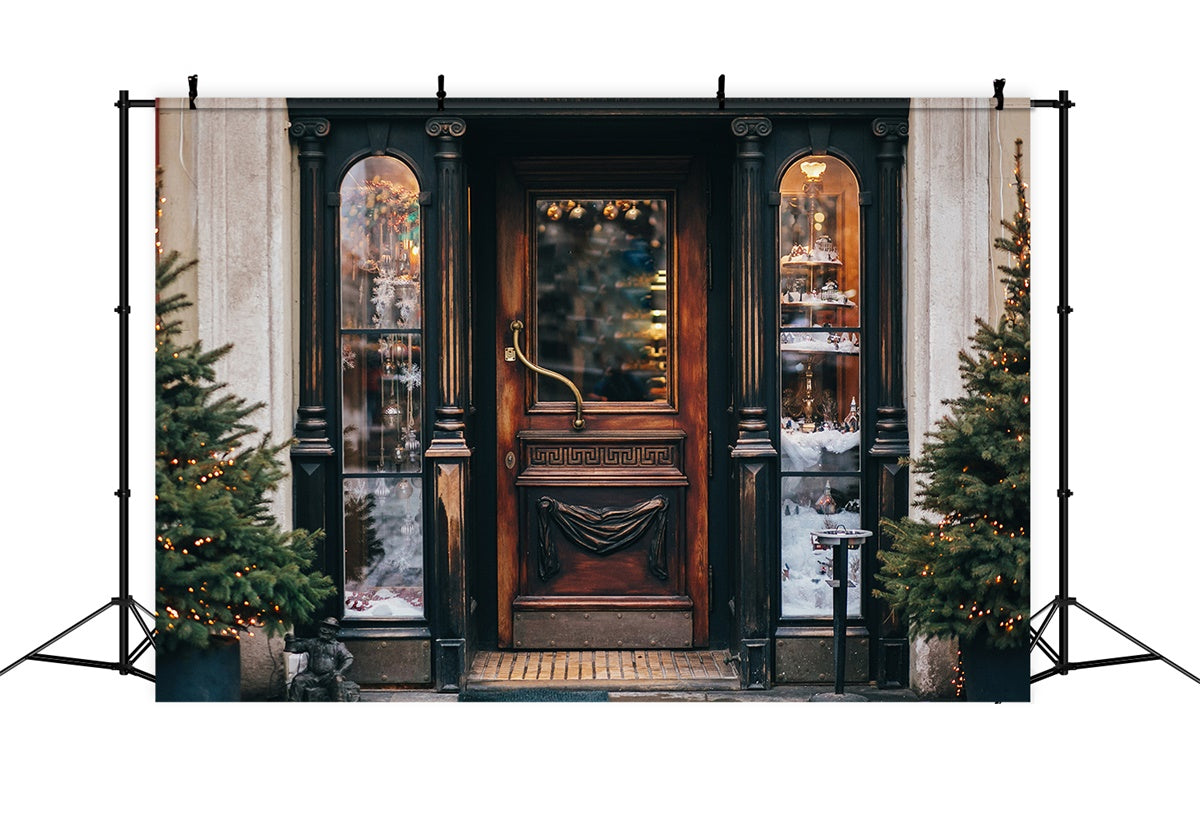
1029 90 1199 686
0 90 156 684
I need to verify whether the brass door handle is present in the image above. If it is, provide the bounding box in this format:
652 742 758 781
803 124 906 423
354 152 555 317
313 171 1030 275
510 319 585 430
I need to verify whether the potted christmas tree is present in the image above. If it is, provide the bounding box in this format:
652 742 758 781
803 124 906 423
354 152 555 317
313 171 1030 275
876 142 1031 701
155 252 334 701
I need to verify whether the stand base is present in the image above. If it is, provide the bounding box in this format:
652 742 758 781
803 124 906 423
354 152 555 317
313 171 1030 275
1030 596 1199 686
0 596 156 684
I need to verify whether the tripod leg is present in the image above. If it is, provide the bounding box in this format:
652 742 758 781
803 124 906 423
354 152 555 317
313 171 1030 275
132 599 157 621
1029 600 1060 664
1072 601 1200 685
0 601 117 677
129 604 157 649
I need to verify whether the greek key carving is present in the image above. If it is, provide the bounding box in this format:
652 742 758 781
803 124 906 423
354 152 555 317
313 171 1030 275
527 443 678 469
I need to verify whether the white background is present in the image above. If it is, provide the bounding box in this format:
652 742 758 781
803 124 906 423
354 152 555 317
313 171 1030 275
1 3 1195 816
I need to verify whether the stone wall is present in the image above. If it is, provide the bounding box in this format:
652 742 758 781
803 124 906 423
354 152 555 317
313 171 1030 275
157 99 298 700
904 98 1031 696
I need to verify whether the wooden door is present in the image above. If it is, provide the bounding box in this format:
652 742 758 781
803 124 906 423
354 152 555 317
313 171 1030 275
496 157 709 650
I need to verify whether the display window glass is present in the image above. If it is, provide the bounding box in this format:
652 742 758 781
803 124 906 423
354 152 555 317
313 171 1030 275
778 154 863 619
338 155 424 620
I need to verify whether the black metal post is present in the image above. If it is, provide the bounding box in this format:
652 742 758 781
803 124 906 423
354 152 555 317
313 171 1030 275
0 90 155 685
1029 90 1198 687
831 541 848 695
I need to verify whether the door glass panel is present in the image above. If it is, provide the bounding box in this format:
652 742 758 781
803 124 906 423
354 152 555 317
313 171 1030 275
534 197 670 405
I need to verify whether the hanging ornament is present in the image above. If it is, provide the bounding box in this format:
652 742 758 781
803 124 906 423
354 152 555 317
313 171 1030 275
603 201 618 220
403 426 422 464
546 202 562 221
394 477 414 500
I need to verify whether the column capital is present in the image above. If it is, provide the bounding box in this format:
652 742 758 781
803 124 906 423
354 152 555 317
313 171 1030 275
731 117 773 139
425 117 467 139
288 117 331 141
871 118 909 141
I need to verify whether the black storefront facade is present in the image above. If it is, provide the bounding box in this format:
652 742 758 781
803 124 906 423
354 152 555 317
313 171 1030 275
284 98 911 692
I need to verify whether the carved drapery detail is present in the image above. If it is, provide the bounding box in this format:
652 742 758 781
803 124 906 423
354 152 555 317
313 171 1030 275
537 496 670 581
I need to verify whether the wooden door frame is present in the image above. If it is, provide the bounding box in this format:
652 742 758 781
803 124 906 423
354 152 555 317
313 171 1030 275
494 156 710 649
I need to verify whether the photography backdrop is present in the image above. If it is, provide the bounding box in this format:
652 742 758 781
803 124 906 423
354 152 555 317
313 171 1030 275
1 2 1196 816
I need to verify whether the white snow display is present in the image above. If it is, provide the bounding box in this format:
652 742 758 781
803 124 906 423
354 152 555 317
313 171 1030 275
343 477 425 619
781 503 862 619
780 427 859 472
780 332 860 355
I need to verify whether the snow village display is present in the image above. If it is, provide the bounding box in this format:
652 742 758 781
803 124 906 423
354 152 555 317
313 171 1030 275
779 156 865 619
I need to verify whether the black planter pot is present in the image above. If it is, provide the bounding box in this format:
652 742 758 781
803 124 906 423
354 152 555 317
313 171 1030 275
156 639 242 702
960 636 1029 702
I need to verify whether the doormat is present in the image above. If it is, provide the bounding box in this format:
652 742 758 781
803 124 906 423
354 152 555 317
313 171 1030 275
458 688 609 703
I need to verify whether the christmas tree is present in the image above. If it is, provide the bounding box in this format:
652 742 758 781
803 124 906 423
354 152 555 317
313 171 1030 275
876 141 1030 650
155 251 334 651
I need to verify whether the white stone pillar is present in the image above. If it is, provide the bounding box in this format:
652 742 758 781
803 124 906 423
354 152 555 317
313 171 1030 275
193 98 295 528
904 98 994 697
906 98 994 484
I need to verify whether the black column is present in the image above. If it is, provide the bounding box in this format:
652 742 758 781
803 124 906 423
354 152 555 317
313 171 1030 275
729 117 777 689
288 118 336 589
425 117 472 691
869 116 910 687
868 118 909 459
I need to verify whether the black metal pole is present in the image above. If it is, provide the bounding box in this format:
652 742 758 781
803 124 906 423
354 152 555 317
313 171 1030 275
1028 90 1198 687
831 542 848 695
118 88 131 675
1057 88 1071 677
0 91 156 685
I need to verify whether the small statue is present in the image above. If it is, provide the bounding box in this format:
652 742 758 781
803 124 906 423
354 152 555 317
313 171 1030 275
285 616 360 702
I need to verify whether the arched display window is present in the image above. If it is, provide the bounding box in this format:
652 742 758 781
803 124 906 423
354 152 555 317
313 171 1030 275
337 155 425 621
777 154 864 620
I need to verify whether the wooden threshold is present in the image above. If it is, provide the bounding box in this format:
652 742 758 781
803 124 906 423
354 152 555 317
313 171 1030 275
467 649 740 691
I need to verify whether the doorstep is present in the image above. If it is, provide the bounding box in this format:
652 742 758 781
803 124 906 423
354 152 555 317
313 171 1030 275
465 649 742 691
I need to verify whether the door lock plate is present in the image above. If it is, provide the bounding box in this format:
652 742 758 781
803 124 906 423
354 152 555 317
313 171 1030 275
504 347 517 362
